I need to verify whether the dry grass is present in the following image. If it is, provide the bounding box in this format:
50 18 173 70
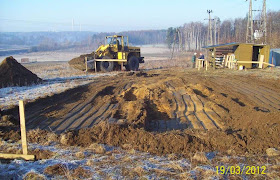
75 151 85 159
88 143 106 154
133 166 147 176
194 167 219 180
192 152 209 163
72 166 91 179
167 153 179 160
23 171 46 180
24 62 87 79
152 168 176 177
121 143 133 150
266 148 280 156
163 162 185 173
176 172 193 180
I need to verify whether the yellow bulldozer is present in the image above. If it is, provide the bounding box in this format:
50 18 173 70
86 35 144 72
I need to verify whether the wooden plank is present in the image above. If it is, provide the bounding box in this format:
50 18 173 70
263 62 275 66
237 61 260 63
19 100 28 155
94 59 127 62
0 153 35 161
259 55 264 69
237 61 275 66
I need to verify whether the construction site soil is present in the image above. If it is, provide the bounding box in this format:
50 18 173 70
68 53 94 71
0 56 42 88
1 68 280 157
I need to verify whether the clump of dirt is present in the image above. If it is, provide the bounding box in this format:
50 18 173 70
68 53 94 71
44 164 67 176
0 115 18 126
65 123 210 157
0 56 42 88
72 166 91 179
23 171 46 180
44 164 91 178
30 149 55 160
0 130 20 142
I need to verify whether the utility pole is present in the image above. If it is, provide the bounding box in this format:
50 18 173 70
246 0 254 43
207 10 213 45
261 0 267 44
214 18 217 45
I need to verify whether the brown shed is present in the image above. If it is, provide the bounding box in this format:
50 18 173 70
204 43 270 68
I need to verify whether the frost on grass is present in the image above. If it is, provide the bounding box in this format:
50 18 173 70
0 141 279 179
0 72 117 110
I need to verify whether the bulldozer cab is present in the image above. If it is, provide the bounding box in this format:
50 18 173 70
105 35 128 51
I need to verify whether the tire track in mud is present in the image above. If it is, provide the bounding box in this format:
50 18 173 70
218 78 280 110
25 82 110 127
234 81 280 109
164 81 221 130
196 95 224 130
52 85 124 132
190 94 217 130
52 81 128 132
28 81 126 132
20 70 280 134
148 82 180 132
37 90 102 131
182 94 204 130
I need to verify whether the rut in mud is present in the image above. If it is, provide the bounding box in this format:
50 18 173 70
2 69 280 155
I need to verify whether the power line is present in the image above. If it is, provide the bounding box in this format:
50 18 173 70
0 18 96 28
0 18 71 26
205 10 214 46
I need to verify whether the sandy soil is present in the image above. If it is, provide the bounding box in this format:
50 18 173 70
2 68 280 158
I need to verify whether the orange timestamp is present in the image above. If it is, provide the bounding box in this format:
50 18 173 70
216 166 267 175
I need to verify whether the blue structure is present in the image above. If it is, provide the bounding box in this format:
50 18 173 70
269 49 280 66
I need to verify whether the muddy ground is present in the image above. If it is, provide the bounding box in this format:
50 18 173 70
1 68 280 157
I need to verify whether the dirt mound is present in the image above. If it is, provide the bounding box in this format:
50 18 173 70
68 53 94 71
1 69 280 156
0 56 42 88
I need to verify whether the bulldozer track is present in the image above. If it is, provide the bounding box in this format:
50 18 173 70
15 70 279 133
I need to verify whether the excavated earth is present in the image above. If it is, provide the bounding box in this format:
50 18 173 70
1 68 280 157
0 56 42 88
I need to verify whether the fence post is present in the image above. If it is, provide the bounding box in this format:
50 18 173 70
19 100 28 155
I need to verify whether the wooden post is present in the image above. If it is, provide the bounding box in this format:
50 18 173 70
85 57 88 75
213 48 216 70
0 100 35 161
19 100 28 155
121 62 123 71
94 60 97 73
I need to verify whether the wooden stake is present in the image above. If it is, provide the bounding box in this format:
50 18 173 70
85 57 88 75
19 100 28 155
94 60 97 73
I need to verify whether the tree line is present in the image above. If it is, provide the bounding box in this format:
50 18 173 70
0 30 167 53
167 10 280 51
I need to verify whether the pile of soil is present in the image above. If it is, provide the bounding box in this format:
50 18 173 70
1 69 280 157
0 56 42 88
68 53 94 71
